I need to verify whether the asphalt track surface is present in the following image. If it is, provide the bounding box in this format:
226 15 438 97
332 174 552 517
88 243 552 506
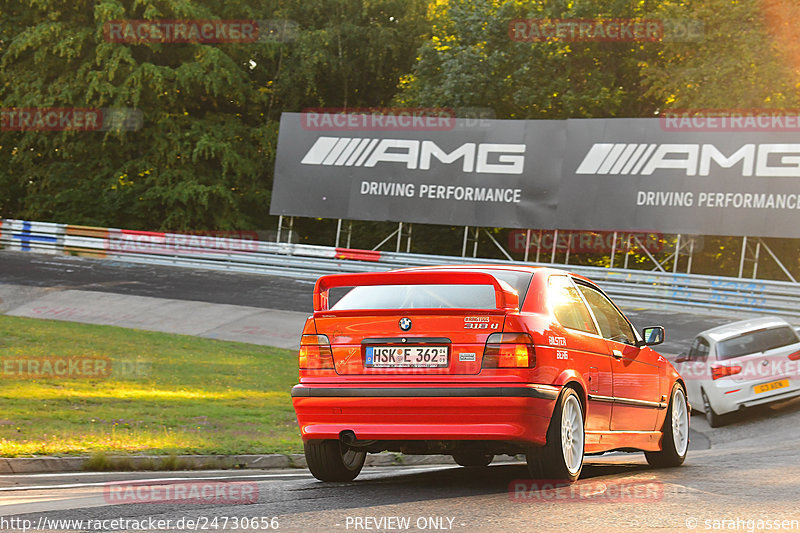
3 250 800 532
0 251 313 312
3 433 800 533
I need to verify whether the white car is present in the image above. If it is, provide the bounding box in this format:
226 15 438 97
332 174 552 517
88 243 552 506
675 317 800 427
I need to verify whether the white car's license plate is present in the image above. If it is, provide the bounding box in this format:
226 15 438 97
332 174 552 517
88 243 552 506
754 378 789 394
365 346 448 368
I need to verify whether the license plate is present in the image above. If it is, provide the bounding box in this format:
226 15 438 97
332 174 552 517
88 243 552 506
365 346 448 368
754 379 789 394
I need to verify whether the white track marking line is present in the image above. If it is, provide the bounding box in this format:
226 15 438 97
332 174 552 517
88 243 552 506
0 465 455 492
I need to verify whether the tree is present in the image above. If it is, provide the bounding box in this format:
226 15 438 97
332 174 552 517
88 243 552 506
641 0 800 110
396 0 662 118
0 0 430 230
0 0 280 229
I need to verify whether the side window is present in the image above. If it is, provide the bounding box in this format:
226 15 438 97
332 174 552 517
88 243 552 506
548 276 597 334
688 337 710 362
576 283 637 345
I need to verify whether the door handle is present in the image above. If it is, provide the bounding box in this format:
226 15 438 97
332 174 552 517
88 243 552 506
612 350 623 359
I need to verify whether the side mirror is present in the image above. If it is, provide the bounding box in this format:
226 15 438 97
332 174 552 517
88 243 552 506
638 326 665 347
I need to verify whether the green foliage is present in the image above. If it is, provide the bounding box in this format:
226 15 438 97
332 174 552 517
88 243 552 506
396 0 661 118
0 0 275 229
641 0 800 110
0 0 429 229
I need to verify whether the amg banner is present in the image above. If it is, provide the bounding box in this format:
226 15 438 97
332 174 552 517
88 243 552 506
270 113 800 238
560 118 800 238
270 113 566 229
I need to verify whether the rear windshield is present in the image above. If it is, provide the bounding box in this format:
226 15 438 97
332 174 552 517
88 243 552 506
330 270 533 311
716 326 800 360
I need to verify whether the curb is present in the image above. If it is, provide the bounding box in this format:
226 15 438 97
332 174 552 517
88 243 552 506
0 453 477 474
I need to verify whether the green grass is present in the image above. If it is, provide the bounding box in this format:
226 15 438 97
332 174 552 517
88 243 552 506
0 315 302 457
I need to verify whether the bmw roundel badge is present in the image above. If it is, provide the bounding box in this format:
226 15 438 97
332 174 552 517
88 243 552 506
399 317 412 331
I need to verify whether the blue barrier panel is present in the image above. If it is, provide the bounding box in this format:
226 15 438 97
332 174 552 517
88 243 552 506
13 221 58 251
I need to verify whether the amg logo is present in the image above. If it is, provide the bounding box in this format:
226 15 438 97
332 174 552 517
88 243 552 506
576 143 800 177
301 136 525 174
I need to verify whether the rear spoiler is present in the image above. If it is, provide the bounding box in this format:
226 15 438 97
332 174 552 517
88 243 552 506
313 271 520 312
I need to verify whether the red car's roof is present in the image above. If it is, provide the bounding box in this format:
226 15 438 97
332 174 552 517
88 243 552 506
395 264 594 283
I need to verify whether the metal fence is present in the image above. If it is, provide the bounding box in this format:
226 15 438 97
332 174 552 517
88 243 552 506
2 218 799 319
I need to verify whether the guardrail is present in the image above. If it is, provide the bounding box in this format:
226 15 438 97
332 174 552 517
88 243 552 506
2 218 799 319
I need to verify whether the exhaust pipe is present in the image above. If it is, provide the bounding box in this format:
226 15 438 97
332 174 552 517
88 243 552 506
340 430 357 445
339 430 377 448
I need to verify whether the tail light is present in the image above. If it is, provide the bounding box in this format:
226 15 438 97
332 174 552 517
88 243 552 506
483 333 535 368
711 365 741 380
299 334 334 370
788 352 800 361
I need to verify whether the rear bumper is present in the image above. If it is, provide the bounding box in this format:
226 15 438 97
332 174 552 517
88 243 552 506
705 378 800 415
291 384 560 445
738 387 800 409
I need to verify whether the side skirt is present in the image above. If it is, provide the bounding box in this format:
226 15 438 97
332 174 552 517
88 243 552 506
585 430 663 453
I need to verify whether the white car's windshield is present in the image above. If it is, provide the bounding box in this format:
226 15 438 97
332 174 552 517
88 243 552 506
716 326 800 360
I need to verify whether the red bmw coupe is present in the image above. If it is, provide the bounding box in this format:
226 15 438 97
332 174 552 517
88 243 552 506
291 265 689 482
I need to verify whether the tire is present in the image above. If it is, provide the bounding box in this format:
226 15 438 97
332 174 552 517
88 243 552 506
304 439 366 482
645 384 690 467
700 389 724 428
452 451 493 468
527 388 584 482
